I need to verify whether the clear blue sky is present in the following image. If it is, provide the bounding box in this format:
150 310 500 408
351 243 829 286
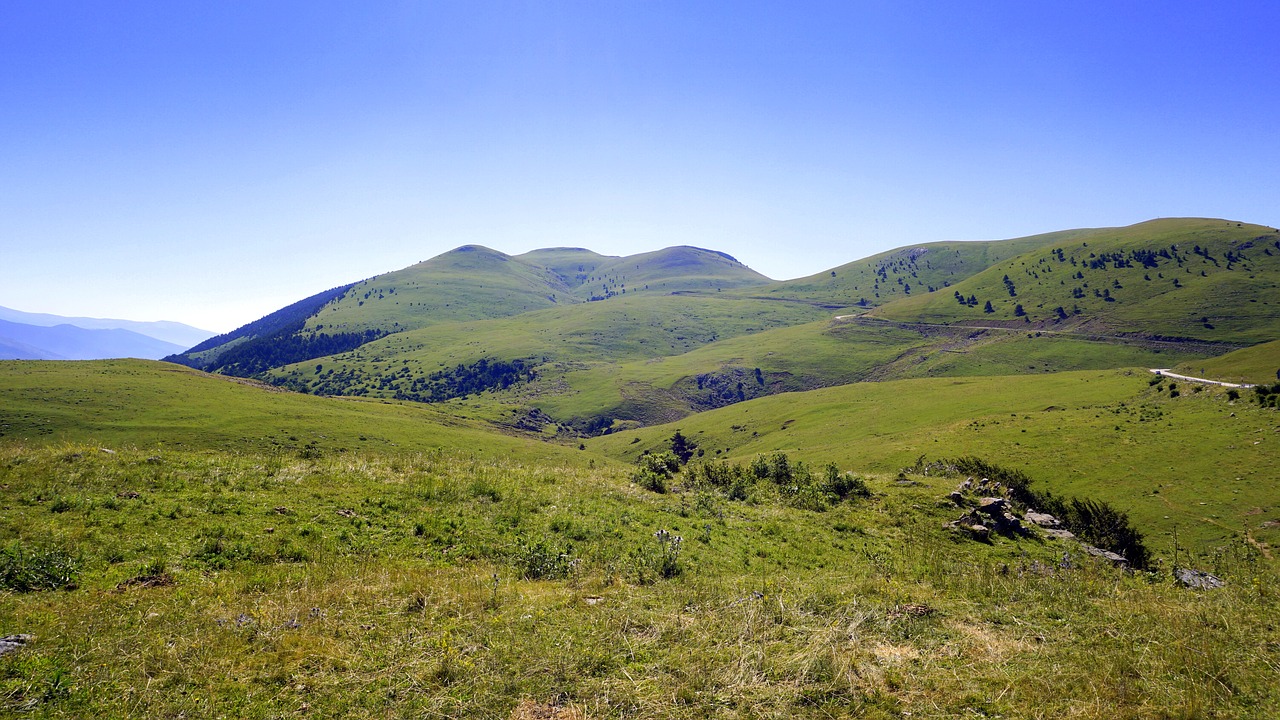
2 1 1277 332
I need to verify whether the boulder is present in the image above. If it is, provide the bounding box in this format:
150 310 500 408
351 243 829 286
1175 568 1225 590
965 524 991 541
1025 511 1063 529
0 635 33 658
1083 545 1129 569
976 497 1008 514
1043 528 1076 540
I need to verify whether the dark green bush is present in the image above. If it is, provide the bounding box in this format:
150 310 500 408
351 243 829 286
514 538 576 580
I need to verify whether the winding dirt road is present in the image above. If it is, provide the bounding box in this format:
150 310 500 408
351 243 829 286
1148 369 1254 388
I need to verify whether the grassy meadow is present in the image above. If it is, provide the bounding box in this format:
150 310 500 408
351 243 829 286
590 369 1279 555
1174 339 1280 385
1 360 1278 717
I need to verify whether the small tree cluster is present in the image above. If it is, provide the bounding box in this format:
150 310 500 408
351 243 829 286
681 452 869 511
633 451 681 493
1254 382 1280 408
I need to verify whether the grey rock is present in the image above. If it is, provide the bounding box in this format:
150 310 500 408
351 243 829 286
1175 568 1225 590
965 524 991 541
0 634 33 657
1083 545 1129 569
976 497 1008 514
1025 511 1063 529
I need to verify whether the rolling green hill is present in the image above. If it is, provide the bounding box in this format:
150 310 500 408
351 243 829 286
870 218 1280 343
167 244 776 379
588 368 1278 554
8 219 1280 718
512 246 612 286
570 246 772 300
0 359 581 463
1 358 1276 717
305 245 576 336
262 293 831 426
163 218 1280 440
732 228 1102 308
1173 339 1280 385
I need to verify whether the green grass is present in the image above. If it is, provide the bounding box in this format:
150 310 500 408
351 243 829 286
561 245 773 300
1 360 1277 717
301 245 774 336
1 442 1276 718
536 317 1215 425
0 360 583 465
589 369 1279 555
733 227 1102 308
1174 339 1280 385
871 218 1280 343
304 245 577 335
266 294 830 408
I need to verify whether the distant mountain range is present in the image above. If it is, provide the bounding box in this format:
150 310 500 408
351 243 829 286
0 306 215 361
163 218 1280 432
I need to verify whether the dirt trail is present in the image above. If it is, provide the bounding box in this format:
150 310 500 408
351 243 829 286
1148 369 1255 388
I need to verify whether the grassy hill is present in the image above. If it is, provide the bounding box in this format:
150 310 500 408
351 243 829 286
1173 339 1280 385
0 359 1277 717
0 359 581 463
513 247 613 286
588 369 1278 555
168 244 777 381
570 246 772 300
529 315 1216 427
305 245 576 336
262 294 830 426
242 220 1267 431
870 218 1280 343
734 228 1102 308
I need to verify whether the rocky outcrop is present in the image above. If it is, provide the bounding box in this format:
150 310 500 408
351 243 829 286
1175 568 1225 590
0 635 33 657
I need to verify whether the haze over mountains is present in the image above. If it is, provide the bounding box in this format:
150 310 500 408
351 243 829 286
0 305 214 361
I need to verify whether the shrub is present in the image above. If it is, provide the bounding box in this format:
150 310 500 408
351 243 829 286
669 430 697 464
824 463 870 499
634 451 681 493
514 538 576 580
632 529 683 584
1038 495 1152 570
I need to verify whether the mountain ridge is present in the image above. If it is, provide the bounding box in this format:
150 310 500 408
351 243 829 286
0 304 215 348
0 318 186 360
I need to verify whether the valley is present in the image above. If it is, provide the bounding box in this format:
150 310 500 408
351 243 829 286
3 217 1278 718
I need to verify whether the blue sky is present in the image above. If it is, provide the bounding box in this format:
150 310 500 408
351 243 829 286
2 1 1277 332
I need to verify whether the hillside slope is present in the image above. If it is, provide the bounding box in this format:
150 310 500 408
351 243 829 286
0 359 581 463
1174 339 1280 385
168 244 777 380
2 361 1275 717
871 218 1280 343
589 368 1277 553
735 228 1101 308
573 246 772 300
